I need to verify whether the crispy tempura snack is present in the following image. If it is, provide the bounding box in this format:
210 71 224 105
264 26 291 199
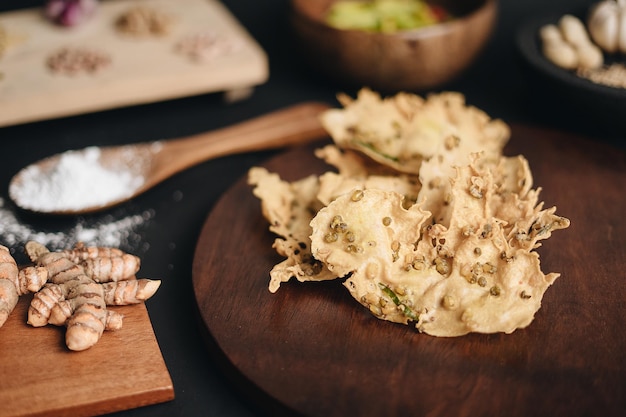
248 167 336 293
314 144 400 178
249 89 570 336
310 155 569 336
317 171 420 208
320 88 511 174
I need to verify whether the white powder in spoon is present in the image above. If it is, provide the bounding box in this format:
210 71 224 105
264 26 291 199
10 146 145 212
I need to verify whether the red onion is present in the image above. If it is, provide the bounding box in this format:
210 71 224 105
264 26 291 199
44 0 99 27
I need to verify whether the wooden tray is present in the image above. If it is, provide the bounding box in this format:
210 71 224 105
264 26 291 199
0 0 268 127
192 124 626 417
0 296 174 417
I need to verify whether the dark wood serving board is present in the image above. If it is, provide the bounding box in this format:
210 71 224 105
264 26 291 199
192 124 626 417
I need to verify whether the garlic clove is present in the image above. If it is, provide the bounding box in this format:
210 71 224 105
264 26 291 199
539 25 579 70
539 24 562 43
543 42 579 69
559 14 590 47
588 1 620 53
576 44 604 69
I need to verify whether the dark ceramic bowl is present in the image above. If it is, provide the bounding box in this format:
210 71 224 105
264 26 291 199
517 11 626 135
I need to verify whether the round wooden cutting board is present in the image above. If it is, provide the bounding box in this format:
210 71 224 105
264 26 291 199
192 124 625 417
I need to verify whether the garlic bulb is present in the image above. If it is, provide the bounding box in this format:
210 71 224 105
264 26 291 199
587 0 626 54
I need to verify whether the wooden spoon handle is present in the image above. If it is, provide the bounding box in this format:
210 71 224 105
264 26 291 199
150 102 331 184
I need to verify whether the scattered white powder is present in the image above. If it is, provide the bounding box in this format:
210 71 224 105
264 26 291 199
172 190 183 202
0 197 153 257
10 146 145 213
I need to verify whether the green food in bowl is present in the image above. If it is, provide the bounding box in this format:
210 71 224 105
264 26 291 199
325 0 450 32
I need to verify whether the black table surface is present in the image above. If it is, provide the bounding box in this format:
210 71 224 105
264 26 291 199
1 1 623 417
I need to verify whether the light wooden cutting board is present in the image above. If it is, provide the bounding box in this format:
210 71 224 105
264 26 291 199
0 0 268 127
0 296 174 417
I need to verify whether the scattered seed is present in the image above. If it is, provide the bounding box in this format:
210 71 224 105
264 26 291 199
366 263 379 279
444 135 460 150
577 63 626 89
46 46 111 76
346 244 363 253
469 185 483 199
434 257 449 275
324 232 338 243
115 5 174 37
411 259 425 271
442 294 457 310
482 262 497 274
174 31 242 63
351 189 364 201
369 304 383 316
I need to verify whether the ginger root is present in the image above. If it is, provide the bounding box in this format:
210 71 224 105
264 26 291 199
1 245 48 327
60 242 126 261
32 278 160 326
1 241 160 351
0 245 20 327
27 242 109 351
61 242 141 282
102 279 161 305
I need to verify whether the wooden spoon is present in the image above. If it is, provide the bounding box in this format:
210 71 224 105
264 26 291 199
9 102 331 215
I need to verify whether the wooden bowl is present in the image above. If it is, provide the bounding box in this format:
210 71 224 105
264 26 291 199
290 0 498 92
